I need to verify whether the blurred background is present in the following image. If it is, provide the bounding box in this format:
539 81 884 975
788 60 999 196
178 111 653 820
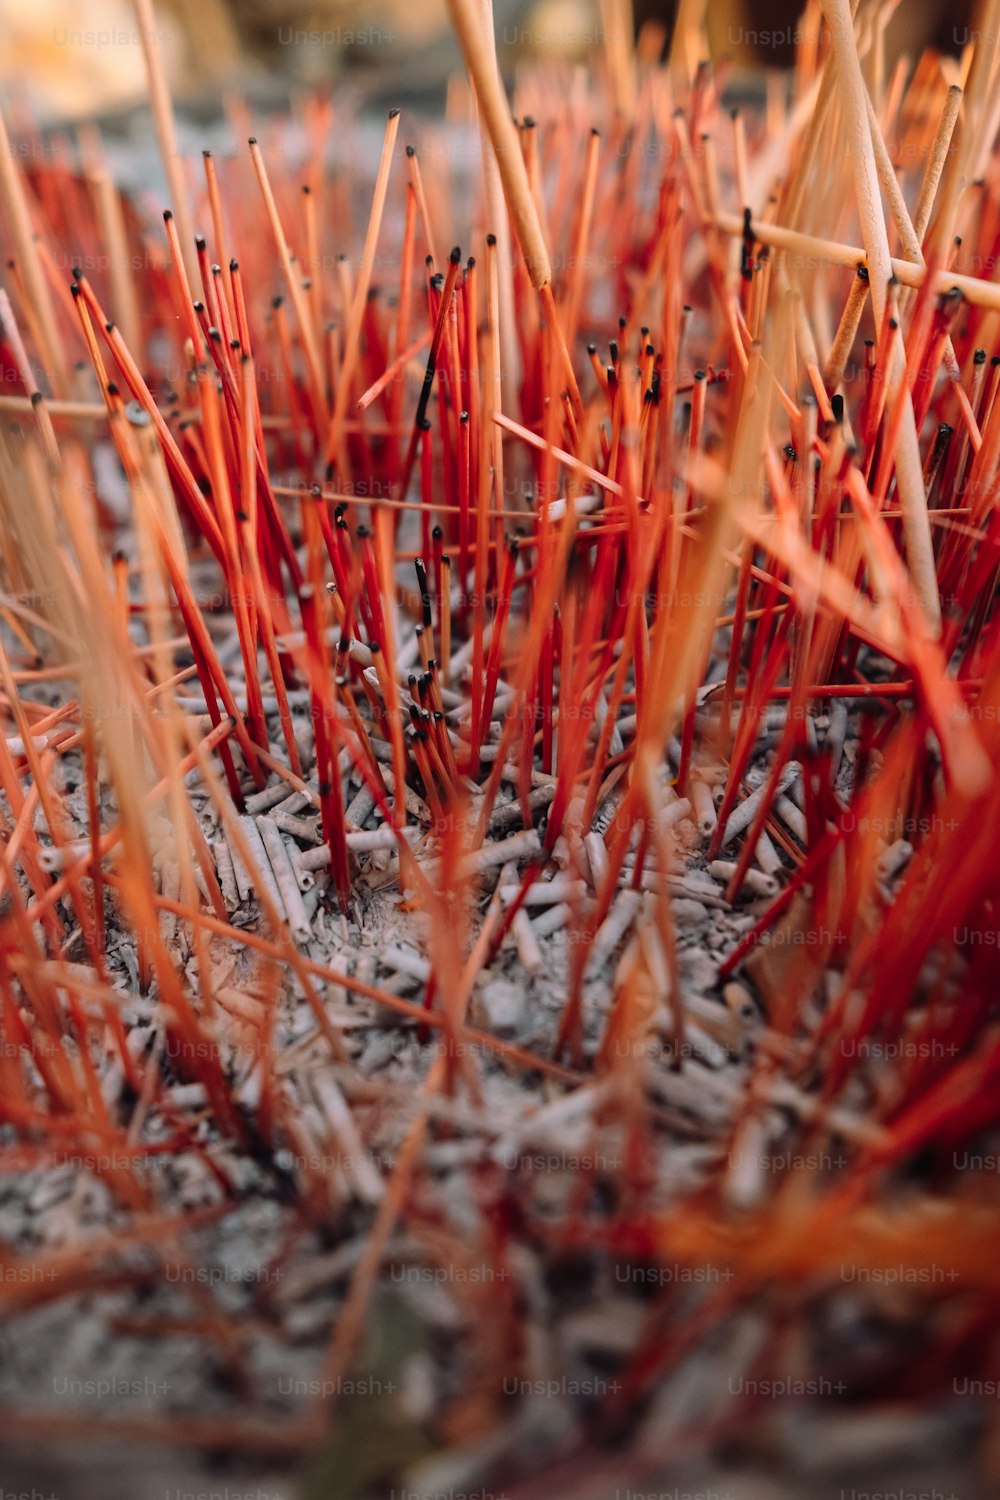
0 0 974 121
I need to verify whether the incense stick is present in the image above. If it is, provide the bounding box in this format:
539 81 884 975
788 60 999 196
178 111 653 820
820 0 938 627
445 0 552 289
131 0 200 295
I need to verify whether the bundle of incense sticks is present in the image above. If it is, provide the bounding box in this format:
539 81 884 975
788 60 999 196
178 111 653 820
1 0 1000 1475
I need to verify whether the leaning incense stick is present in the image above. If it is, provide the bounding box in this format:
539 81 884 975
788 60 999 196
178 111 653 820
600 0 638 129
819 0 938 630
476 0 519 398
445 0 552 289
324 110 401 474
823 267 869 392
130 0 200 295
913 85 962 244
0 110 67 395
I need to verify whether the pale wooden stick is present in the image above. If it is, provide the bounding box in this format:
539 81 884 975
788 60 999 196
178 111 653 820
0 396 106 420
913 85 962 244
864 85 961 379
445 0 552 288
819 0 939 629
731 108 749 211
864 88 922 264
131 0 200 295
822 267 869 391
0 110 67 395
248 137 329 429
600 0 637 129
89 167 142 356
972 68 1000 182
477 0 519 400
961 0 1000 179
669 0 706 90
780 0 860 233
323 110 401 472
715 214 1000 313
0 293 60 466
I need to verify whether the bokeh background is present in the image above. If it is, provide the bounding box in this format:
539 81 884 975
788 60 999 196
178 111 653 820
0 0 973 120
